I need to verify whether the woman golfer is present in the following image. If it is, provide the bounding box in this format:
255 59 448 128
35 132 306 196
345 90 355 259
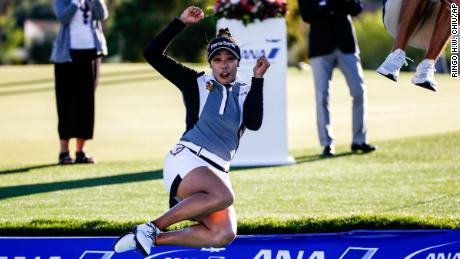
114 5 270 256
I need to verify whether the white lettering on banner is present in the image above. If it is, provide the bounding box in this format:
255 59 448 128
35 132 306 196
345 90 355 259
426 253 460 259
201 247 226 253
339 247 378 259
254 250 272 259
79 251 113 259
405 241 460 259
275 251 290 259
274 250 303 259
253 250 324 259
309 252 325 259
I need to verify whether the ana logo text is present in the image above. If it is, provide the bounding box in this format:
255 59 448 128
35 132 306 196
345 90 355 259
242 48 280 60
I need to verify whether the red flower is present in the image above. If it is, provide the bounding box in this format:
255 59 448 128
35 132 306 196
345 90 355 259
213 0 287 25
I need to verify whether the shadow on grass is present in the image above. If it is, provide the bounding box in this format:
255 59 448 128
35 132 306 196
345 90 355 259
0 73 162 97
294 151 356 164
0 151 374 199
0 169 162 200
230 152 366 172
0 69 153 88
0 163 59 175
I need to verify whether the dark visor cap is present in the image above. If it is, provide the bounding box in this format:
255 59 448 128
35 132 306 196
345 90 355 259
207 37 241 62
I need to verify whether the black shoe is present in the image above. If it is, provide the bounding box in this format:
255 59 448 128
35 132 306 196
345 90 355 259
75 151 96 164
351 143 377 153
58 152 74 165
321 146 336 157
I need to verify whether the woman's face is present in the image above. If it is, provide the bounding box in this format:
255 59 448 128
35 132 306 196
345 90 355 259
210 49 239 85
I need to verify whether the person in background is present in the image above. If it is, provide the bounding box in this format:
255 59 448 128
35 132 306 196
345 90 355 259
50 0 108 164
113 6 269 256
298 0 377 157
377 0 459 92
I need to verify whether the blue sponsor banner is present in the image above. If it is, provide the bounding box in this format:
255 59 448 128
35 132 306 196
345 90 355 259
0 230 460 259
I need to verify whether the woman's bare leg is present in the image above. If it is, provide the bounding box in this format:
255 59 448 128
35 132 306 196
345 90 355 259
150 167 236 247
393 0 432 50
155 206 237 247
378 0 439 81
115 167 236 254
425 0 458 60
153 167 234 231
411 0 459 91
76 138 85 152
60 139 70 153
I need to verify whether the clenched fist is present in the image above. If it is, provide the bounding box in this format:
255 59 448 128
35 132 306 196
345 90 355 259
180 6 205 25
253 55 270 78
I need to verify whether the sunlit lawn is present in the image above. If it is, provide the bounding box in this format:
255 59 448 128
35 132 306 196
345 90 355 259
0 64 459 234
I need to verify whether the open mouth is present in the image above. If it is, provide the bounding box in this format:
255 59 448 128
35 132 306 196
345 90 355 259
220 72 230 79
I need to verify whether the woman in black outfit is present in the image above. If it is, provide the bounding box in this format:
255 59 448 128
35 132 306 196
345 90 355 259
50 0 108 164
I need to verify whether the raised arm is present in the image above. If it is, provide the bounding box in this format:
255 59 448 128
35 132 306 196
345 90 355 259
143 6 205 90
243 56 270 130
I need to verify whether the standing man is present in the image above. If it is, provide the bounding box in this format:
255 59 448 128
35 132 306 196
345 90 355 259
298 0 376 156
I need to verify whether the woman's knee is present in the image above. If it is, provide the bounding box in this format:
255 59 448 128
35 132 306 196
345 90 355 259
210 228 237 247
210 187 234 209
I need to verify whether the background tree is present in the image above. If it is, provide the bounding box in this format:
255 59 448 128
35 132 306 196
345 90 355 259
0 4 23 64
109 0 216 62
0 0 430 67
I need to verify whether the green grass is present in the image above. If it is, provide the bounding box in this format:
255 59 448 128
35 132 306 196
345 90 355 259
1 64 460 166
0 64 460 235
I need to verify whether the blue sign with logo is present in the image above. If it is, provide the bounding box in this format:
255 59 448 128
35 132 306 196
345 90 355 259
240 39 282 61
241 48 280 60
1 230 459 258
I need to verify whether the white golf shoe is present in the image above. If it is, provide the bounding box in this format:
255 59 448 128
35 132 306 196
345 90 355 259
113 232 137 253
411 59 437 92
133 221 161 256
377 49 410 82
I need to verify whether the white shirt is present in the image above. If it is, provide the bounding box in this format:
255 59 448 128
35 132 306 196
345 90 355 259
69 0 96 49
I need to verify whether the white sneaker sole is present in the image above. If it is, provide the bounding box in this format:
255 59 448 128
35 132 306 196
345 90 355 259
376 67 398 82
411 78 437 92
113 232 137 253
133 226 152 256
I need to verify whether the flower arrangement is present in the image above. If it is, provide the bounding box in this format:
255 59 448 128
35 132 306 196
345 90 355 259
213 0 287 25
